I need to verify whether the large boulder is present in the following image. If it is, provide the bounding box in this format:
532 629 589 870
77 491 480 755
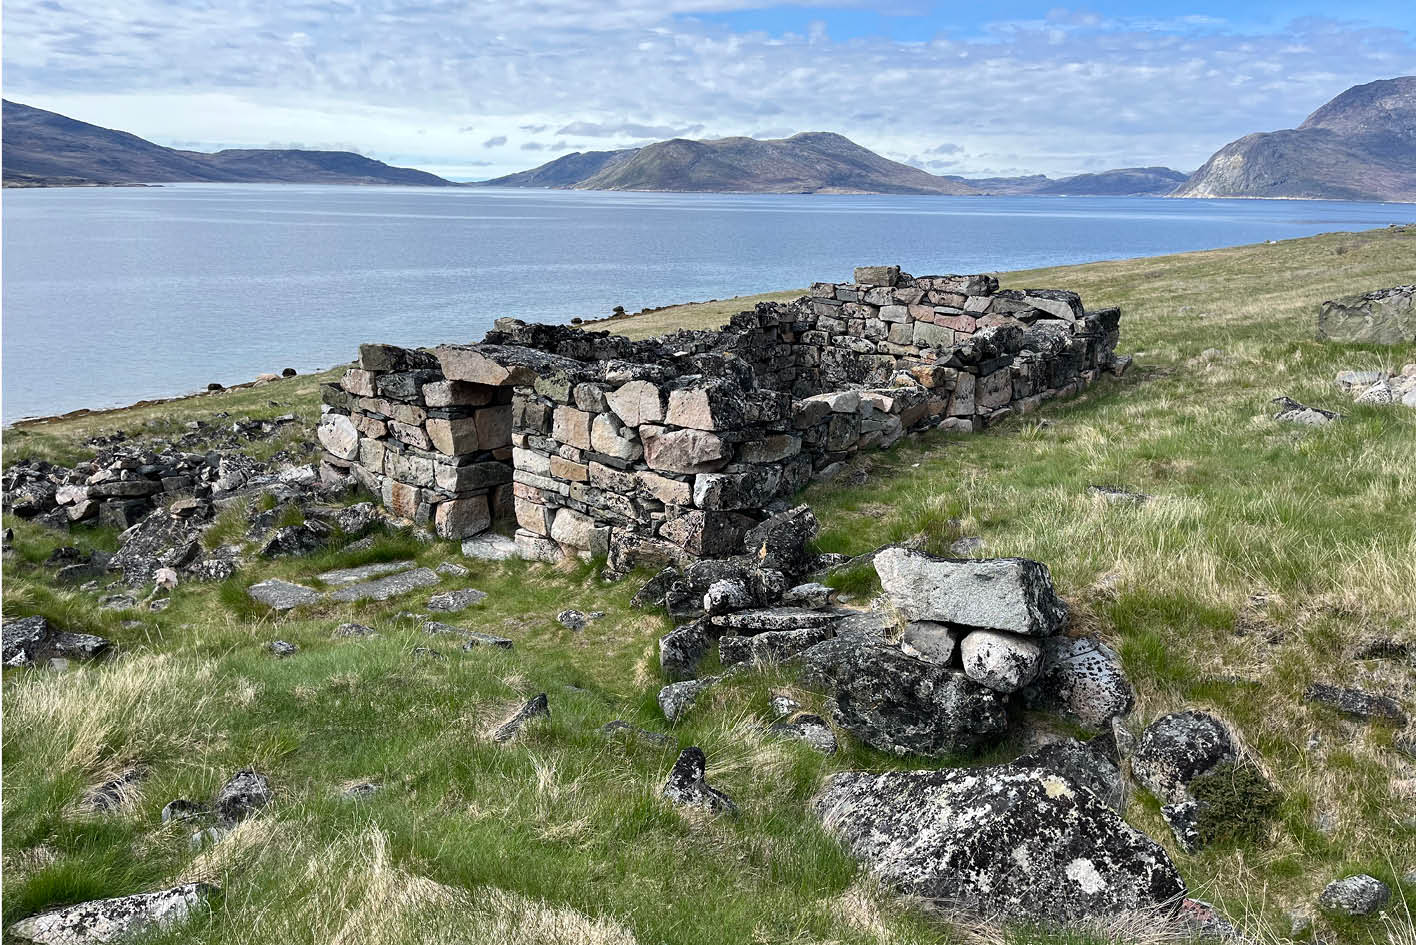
8 883 215 944
1317 286 1415 344
1131 711 1235 805
802 639 1007 756
874 549 1068 636
959 629 1042 693
815 764 1185 923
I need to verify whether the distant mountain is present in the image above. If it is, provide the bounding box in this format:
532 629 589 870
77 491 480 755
484 132 978 194
947 167 1188 196
1171 77 1415 203
2 100 456 187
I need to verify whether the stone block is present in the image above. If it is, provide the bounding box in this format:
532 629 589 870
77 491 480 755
642 427 731 475
426 417 479 455
423 380 493 408
388 420 432 450
550 507 610 557
353 413 387 439
359 343 438 373
434 495 491 539
384 480 423 520
665 384 744 432
552 406 592 449
913 321 955 350
948 372 976 416
606 380 665 426
385 451 435 487
976 367 1013 410
435 461 512 492
475 406 513 450
550 455 589 482
511 446 552 477
316 413 360 461
740 434 801 463
854 265 899 286
341 368 378 397
515 529 562 563
591 413 643 462
637 470 692 506
376 369 440 403
515 497 554 536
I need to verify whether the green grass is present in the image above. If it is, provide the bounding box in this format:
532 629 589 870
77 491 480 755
3 226 1415 944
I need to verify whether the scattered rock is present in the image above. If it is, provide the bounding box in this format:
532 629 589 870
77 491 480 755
7 883 216 945
328 567 441 603
426 588 488 612
434 561 469 577
874 549 1068 636
1272 396 1339 426
600 720 673 747
460 631 514 650
316 560 418 586
1318 874 1390 917
268 640 298 657
659 620 713 681
1353 637 1412 661
341 782 380 799
770 693 802 718
1132 712 1235 804
948 536 986 556
768 713 837 754
161 799 208 823
2 615 110 668
1304 683 1407 723
556 609 588 630
412 646 444 661
814 763 1185 923
492 693 549 742
213 768 271 824
658 674 730 723
662 746 738 815
333 622 377 638
1087 485 1151 504
246 578 320 611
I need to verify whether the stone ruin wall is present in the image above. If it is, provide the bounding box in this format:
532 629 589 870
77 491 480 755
315 264 1124 567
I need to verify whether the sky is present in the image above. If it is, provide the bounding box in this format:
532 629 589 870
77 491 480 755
3 1 1413 181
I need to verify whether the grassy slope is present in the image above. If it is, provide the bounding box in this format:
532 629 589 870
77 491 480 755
2 226 1414 944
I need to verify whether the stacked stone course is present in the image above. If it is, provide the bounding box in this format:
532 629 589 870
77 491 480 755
318 265 1125 565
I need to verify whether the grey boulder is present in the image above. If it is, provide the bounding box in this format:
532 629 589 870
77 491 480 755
873 549 1068 636
426 588 488 612
1318 874 1390 916
3 616 110 668
214 768 272 824
8 883 215 944
815 763 1185 923
1028 635 1134 730
768 713 838 754
959 629 1042 693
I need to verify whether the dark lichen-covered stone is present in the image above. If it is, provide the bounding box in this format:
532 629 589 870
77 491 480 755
1026 635 1134 731
768 713 837 754
815 764 1185 923
214 768 271 824
741 505 819 576
2 615 110 668
1318 874 1390 916
1304 682 1407 724
662 746 738 815
1012 739 1126 814
492 693 549 742
802 640 1007 757
1132 711 1236 805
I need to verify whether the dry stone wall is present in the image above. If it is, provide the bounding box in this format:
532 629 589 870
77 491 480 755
317 265 1125 566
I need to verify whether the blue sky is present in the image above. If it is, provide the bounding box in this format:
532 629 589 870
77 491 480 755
4 1 1413 180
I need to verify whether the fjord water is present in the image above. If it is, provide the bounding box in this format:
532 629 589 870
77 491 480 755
3 184 1411 422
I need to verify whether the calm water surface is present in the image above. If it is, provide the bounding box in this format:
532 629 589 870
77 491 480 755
3 184 1412 422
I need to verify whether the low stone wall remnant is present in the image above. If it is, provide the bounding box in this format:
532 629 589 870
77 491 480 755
316 265 1126 567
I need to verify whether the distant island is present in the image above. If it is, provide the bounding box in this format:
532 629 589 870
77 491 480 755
481 132 1187 197
6 75 1412 201
1172 76 1414 203
1 100 458 187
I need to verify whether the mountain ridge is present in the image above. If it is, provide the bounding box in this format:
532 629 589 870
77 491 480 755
2 100 457 187
1170 76 1415 203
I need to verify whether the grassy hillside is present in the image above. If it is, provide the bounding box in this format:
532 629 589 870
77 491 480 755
3 225 1414 944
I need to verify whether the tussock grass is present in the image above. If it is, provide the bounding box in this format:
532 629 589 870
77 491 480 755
3 227 1414 943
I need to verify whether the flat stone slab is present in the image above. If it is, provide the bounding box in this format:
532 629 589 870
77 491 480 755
461 533 519 561
427 588 489 612
316 560 418 586
328 567 440 603
247 579 322 610
709 608 840 632
423 620 513 648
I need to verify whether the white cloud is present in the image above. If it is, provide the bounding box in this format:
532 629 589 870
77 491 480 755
2 1 1409 179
